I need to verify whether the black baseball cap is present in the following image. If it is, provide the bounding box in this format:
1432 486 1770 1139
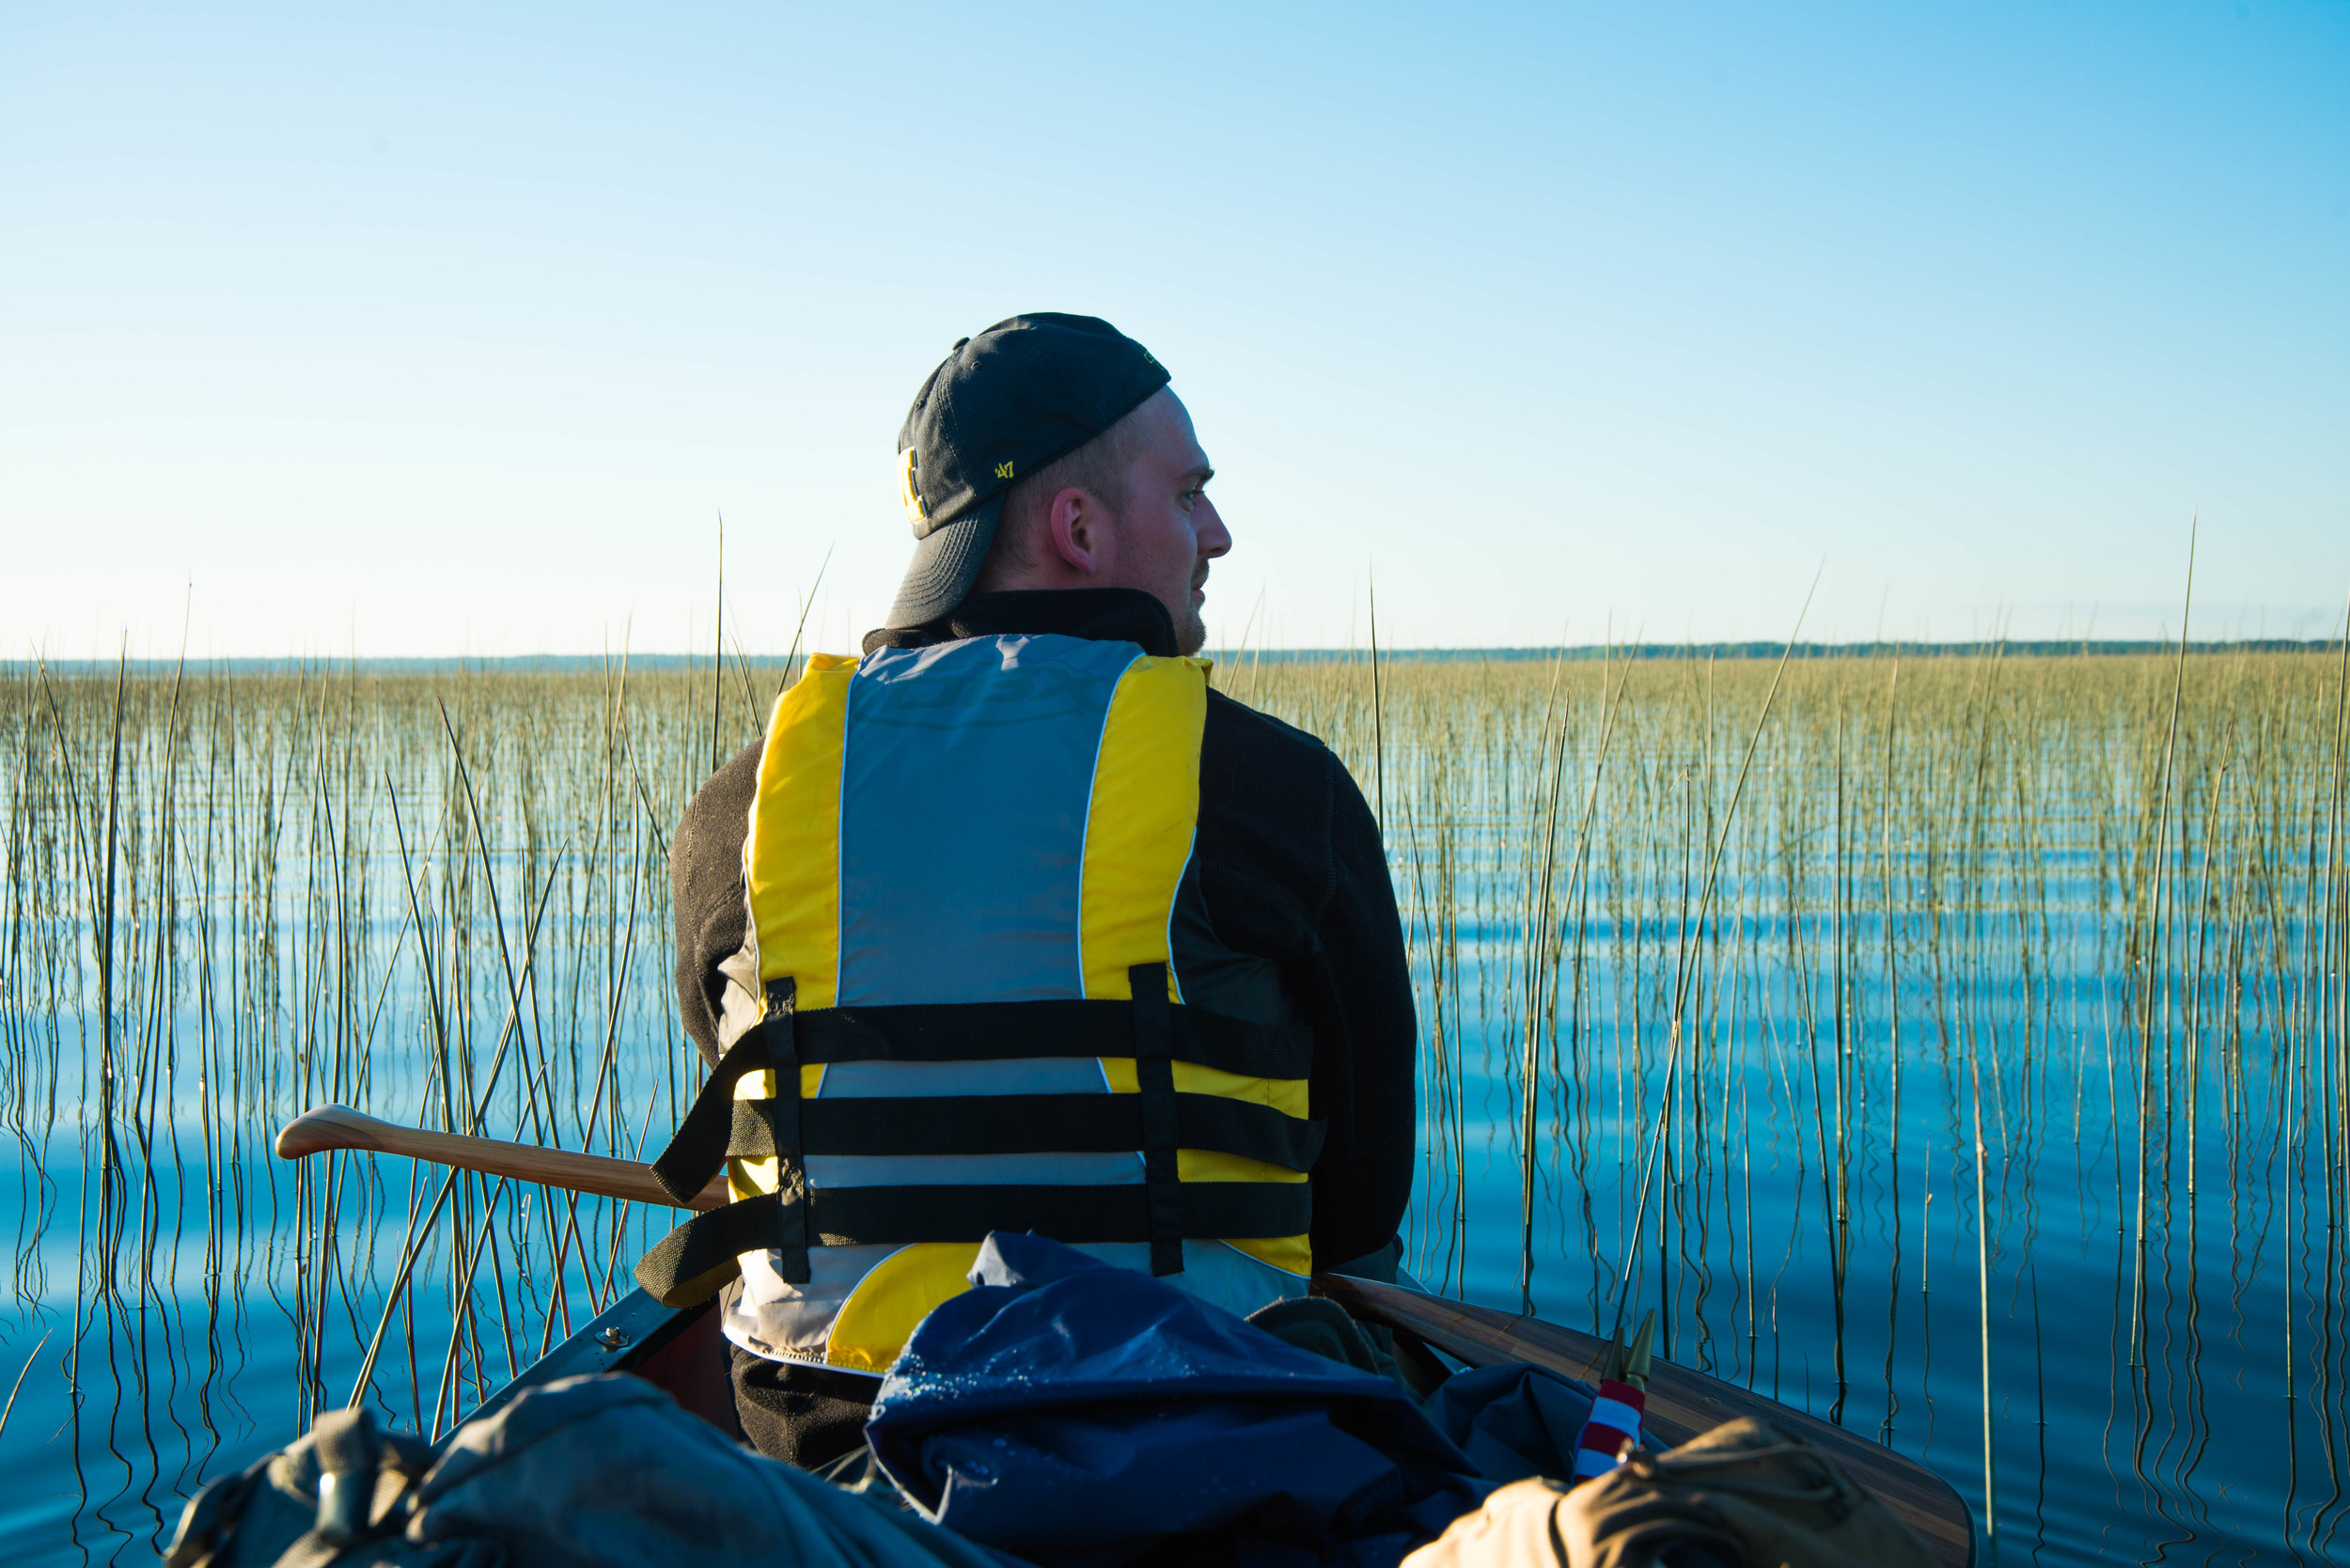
885 313 1170 629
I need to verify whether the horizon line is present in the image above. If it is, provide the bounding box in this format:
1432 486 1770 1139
8 635 2347 676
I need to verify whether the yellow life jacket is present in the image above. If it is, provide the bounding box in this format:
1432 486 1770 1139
636 632 1319 1373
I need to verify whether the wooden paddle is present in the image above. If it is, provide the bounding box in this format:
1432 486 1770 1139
274 1104 728 1211
278 1105 1973 1565
1315 1274 1975 1568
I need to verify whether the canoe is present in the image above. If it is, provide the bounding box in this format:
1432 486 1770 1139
272 1108 1969 1563
465 1275 1974 1567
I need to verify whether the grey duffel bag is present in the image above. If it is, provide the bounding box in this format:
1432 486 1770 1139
164 1373 1008 1568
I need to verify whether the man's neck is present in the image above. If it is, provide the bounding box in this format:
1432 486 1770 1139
863 588 1181 658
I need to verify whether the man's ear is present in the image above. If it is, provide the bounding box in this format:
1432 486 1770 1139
1048 488 1104 576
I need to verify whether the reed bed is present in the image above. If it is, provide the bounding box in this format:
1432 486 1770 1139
3 647 2344 1566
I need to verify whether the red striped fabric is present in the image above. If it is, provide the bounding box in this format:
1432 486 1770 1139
1571 1378 1648 1482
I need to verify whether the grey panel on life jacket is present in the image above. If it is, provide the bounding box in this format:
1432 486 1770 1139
837 635 1142 1005
814 1056 1112 1097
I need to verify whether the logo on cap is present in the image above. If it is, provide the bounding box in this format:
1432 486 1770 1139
898 448 930 533
994 461 1015 480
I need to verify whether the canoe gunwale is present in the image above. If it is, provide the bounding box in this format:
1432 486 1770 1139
433 1288 715 1448
461 1275 1973 1567
1316 1273 1975 1568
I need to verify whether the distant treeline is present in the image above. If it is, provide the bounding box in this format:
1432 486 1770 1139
1218 637 2350 664
9 636 2345 677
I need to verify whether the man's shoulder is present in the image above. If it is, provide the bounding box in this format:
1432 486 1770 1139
1199 689 1341 829
676 740 762 867
1203 686 1335 785
1203 687 1333 761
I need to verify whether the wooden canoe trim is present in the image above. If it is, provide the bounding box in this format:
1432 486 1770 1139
1314 1274 1975 1568
274 1104 729 1213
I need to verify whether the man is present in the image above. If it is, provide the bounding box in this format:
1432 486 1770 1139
648 313 1416 1468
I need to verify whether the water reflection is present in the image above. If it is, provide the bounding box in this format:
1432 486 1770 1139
3 651 2343 1566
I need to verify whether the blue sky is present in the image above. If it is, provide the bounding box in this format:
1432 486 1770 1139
3 1 2342 656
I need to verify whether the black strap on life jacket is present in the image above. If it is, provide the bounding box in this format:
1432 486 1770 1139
788 995 1312 1075
634 1182 1315 1308
649 976 801 1208
639 976 808 1304
632 963 1319 1308
726 1090 1324 1168
1133 961 1183 1277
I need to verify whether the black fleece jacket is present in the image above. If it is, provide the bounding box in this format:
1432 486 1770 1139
667 588 1417 1268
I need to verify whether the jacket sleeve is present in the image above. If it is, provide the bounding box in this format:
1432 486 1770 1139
1196 694 1418 1271
1295 755 1419 1269
670 742 762 1067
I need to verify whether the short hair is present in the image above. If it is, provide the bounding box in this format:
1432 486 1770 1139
976 400 1152 585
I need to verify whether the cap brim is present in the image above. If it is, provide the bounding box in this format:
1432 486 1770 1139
885 494 1003 629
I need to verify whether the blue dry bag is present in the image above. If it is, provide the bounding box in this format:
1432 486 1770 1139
866 1233 1491 1566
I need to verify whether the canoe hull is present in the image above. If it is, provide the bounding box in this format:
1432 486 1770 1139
478 1277 1971 1567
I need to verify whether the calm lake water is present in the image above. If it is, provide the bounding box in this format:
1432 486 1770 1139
5 653 2344 1564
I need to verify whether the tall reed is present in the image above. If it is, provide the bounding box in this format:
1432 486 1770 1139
2 645 2345 1565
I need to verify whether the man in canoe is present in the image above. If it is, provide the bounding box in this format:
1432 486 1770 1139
645 313 1418 1470
199 316 1962 1568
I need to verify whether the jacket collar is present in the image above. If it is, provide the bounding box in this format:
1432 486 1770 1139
861 588 1181 659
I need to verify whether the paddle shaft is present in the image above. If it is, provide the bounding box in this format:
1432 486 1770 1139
274 1104 727 1212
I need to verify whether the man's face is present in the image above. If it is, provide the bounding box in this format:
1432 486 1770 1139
1104 389 1229 654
